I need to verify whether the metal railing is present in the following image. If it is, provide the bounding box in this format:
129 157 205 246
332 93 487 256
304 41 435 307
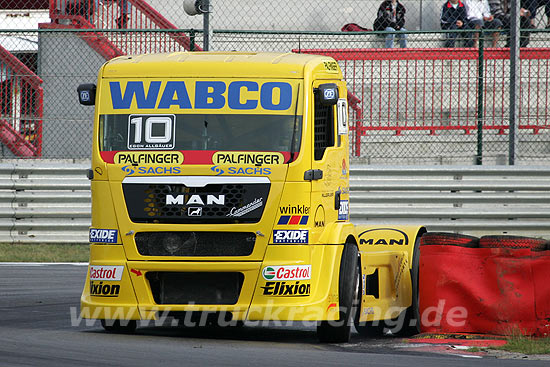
47 0 200 57
0 44 43 158
298 38 550 157
0 162 90 243
350 165 550 236
2 161 550 244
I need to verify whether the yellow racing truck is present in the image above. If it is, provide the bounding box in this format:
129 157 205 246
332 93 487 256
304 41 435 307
78 52 425 342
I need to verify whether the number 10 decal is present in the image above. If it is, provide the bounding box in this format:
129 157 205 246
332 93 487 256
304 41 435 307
127 114 175 150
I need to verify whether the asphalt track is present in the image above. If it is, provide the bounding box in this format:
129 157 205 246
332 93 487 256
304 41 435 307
0 264 547 367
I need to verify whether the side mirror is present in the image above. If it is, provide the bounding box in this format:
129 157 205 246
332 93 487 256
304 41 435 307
77 83 96 106
317 83 339 106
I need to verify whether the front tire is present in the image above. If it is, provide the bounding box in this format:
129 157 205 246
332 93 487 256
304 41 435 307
317 242 358 343
101 319 137 334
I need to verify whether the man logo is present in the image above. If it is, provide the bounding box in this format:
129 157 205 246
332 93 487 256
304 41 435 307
358 228 409 246
166 194 225 206
188 207 202 216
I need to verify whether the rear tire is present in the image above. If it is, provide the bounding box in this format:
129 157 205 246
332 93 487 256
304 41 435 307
420 232 479 248
479 235 548 251
317 242 358 343
101 319 137 334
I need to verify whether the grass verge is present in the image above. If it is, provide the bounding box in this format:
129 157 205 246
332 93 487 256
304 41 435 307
496 334 550 355
0 243 90 262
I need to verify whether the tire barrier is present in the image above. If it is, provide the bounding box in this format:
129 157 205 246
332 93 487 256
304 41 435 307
418 234 550 337
420 232 479 248
479 235 549 251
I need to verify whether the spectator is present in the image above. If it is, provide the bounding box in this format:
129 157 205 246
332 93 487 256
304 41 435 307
373 0 408 48
464 0 503 47
488 0 532 47
523 0 550 28
441 0 468 47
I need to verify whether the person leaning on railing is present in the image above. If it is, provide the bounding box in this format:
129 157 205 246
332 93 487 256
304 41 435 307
463 0 503 47
488 0 532 47
373 0 408 48
440 0 468 47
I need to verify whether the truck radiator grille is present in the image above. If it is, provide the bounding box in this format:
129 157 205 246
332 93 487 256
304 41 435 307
147 272 244 305
135 231 256 257
123 183 269 224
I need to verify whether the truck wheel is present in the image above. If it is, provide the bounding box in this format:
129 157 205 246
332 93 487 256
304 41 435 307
354 319 387 337
317 242 358 343
100 319 137 334
395 235 421 336
420 232 479 248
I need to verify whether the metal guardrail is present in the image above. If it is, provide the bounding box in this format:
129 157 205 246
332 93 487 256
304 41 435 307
1 162 549 244
350 165 550 236
0 161 90 243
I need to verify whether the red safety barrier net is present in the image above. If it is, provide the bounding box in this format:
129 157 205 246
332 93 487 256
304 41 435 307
419 245 550 337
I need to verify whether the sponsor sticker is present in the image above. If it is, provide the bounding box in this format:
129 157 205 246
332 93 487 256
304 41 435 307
212 152 284 165
278 205 310 215
89 265 124 281
262 265 311 281
338 200 349 221
114 151 184 164
90 281 121 297
277 215 308 225
342 159 347 176
127 115 176 150
273 230 308 244
89 229 118 244
261 281 311 297
210 166 271 176
227 198 263 217
109 80 293 112
121 165 181 176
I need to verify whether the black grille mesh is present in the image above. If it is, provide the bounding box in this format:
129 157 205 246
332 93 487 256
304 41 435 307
123 183 269 224
147 272 244 305
135 231 256 257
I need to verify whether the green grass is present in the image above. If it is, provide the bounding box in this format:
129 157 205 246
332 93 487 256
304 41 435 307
496 334 550 355
0 243 90 262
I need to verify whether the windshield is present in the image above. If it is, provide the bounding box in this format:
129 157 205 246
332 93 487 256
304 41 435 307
99 113 302 162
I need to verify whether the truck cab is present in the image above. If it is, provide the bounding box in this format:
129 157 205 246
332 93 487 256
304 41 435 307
79 52 424 342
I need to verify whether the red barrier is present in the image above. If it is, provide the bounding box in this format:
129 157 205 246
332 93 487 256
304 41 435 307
419 245 550 337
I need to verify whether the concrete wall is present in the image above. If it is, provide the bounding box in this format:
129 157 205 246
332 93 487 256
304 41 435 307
38 31 106 158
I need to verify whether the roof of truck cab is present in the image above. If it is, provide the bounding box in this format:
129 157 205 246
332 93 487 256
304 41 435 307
101 52 341 79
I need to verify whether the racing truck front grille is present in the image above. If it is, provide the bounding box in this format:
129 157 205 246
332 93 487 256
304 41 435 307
135 231 256 257
123 183 269 224
146 272 244 305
